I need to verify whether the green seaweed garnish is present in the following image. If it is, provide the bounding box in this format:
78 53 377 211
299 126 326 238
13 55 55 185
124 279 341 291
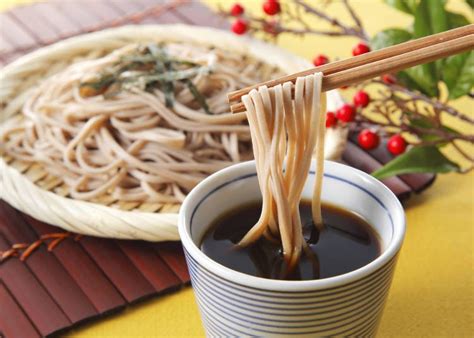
79 43 213 113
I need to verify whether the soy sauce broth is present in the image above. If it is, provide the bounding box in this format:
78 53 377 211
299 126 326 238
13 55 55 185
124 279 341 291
200 201 381 281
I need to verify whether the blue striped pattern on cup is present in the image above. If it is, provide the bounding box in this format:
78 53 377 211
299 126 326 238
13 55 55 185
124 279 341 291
185 249 397 337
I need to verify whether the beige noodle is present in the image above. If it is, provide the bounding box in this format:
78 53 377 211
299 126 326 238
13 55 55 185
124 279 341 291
240 73 327 273
0 43 284 204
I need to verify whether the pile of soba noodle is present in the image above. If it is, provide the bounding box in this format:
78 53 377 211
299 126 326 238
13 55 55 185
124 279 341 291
239 73 326 271
0 42 283 204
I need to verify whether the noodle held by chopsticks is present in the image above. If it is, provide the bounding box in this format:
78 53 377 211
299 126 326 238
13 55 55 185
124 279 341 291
239 73 327 273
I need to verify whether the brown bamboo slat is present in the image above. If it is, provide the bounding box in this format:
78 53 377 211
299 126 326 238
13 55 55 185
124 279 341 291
140 9 183 24
25 216 127 314
0 202 98 323
78 236 157 302
9 5 60 45
154 242 191 283
32 2 82 37
55 1 103 29
3 50 25 63
0 26 16 54
173 1 229 28
107 0 145 14
0 282 41 338
0 235 71 336
0 12 37 49
133 0 168 9
116 240 182 291
82 0 125 22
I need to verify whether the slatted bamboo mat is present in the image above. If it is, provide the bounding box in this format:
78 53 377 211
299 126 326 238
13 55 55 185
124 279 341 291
0 1 435 337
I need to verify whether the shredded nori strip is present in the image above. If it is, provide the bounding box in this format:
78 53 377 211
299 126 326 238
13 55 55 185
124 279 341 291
79 43 213 113
147 44 175 108
184 79 212 115
80 73 116 92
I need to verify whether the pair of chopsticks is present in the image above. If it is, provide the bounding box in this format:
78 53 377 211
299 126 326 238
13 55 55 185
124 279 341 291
228 24 474 113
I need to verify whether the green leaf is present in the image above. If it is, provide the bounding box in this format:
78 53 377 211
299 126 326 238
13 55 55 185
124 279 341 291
396 71 427 94
404 64 439 97
408 115 460 143
447 11 470 28
370 29 431 96
384 0 418 14
443 51 474 99
378 3 470 98
413 0 449 37
371 28 412 50
370 27 439 96
412 0 449 94
442 11 472 99
409 116 460 134
372 145 460 179
466 0 474 9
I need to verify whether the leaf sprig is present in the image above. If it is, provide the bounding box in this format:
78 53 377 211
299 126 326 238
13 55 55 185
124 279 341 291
372 0 473 99
218 0 473 178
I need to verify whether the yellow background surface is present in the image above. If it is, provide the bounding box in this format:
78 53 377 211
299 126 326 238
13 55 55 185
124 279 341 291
1 1 473 337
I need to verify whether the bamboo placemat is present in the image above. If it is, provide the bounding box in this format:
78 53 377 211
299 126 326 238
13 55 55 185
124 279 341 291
0 1 435 337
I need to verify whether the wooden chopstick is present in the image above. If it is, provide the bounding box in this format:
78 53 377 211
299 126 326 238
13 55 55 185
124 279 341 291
228 24 474 113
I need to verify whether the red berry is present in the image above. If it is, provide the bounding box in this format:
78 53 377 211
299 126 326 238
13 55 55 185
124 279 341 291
325 112 337 128
382 74 396 84
352 42 371 56
387 134 407 155
353 90 370 108
263 0 281 15
232 19 248 35
358 129 380 150
313 54 329 67
336 104 356 123
230 3 244 16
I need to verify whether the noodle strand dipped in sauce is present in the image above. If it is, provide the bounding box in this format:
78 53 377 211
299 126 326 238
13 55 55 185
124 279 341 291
240 73 327 274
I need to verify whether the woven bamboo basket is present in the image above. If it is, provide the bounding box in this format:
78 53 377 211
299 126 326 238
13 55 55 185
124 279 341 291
0 25 347 241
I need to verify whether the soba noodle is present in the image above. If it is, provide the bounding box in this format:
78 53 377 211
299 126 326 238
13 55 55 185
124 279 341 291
0 43 284 204
240 73 326 272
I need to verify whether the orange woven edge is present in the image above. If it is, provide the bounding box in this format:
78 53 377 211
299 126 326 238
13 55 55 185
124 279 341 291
0 232 83 263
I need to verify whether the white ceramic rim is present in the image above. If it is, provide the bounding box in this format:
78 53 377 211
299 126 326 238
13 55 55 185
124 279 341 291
179 160 405 292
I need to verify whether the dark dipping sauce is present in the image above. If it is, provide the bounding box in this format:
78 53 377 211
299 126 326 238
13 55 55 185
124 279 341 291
200 201 381 281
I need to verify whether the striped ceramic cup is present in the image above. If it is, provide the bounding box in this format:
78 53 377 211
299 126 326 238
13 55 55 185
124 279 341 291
179 160 405 337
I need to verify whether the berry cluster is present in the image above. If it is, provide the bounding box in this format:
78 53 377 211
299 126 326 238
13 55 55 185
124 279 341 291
325 89 406 155
230 1 281 35
312 41 371 66
325 89 368 128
